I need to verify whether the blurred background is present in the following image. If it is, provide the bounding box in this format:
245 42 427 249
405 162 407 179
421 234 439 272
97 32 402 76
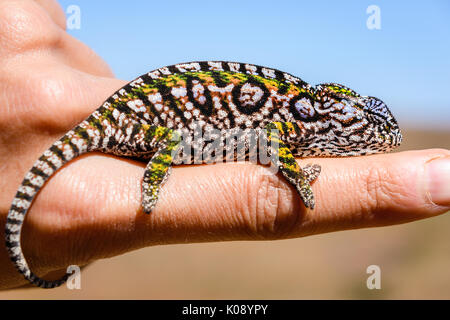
1 0 449 299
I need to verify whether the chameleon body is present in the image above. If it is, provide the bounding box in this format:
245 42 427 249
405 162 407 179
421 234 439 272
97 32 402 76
5 61 402 288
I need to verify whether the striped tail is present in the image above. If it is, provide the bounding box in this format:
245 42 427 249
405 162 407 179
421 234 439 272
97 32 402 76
5 121 98 288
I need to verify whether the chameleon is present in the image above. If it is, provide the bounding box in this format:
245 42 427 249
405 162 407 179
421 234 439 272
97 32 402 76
5 61 402 288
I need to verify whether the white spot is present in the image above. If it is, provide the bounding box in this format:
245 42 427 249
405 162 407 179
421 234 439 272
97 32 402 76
159 67 171 75
148 92 162 104
148 70 161 79
171 87 187 99
239 83 264 105
127 99 146 113
208 61 224 71
24 172 44 188
130 78 143 87
245 64 258 75
176 62 201 72
112 109 120 120
218 110 227 119
262 68 276 78
228 62 241 72
71 137 88 153
12 198 31 210
18 185 36 196
283 73 300 84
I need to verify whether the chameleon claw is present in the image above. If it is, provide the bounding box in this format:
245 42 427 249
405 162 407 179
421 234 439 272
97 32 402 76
297 179 315 210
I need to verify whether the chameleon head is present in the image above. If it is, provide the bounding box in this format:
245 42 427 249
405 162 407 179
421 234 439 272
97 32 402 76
290 83 402 156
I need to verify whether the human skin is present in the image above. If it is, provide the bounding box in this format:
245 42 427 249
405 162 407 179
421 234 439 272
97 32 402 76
1 0 449 289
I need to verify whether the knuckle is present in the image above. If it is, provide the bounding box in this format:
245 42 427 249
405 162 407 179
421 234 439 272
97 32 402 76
244 166 299 239
0 1 61 53
362 164 408 214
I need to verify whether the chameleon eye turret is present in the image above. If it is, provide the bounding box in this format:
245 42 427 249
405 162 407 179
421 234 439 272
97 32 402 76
363 96 402 149
5 61 402 288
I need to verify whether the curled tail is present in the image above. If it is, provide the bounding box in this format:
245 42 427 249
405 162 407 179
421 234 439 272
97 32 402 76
5 121 98 288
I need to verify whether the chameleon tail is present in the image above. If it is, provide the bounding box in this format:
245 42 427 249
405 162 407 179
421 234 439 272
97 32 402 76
5 120 99 288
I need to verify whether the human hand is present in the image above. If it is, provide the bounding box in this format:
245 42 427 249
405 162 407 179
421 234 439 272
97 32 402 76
1 0 449 289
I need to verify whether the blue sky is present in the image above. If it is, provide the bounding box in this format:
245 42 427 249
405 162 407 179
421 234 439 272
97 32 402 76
58 0 450 130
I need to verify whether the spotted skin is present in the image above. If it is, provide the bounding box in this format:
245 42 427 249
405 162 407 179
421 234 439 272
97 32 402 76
5 61 402 288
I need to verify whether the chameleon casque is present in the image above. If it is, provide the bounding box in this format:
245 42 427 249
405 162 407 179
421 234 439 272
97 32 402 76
5 61 402 288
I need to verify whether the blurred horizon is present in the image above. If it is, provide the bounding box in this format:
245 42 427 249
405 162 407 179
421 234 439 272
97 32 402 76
58 0 450 130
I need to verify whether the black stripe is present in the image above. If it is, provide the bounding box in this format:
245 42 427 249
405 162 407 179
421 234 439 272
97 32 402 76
87 115 104 131
105 111 117 126
154 83 188 123
7 217 22 225
199 61 210 71
167 65 178 74
278 155 297 166
30 167 49 179
68 140 80 155
10 205 27 215
254 65 263 76
134 90 159 118
97 106 106 114
9 253 21 262
39 155 57 171
114 100 132 115
22 179 40 192
210 71 228 88
277 83 289 95
16 191 33 201
274 69 284 81
75 128 90 144
50 145 66 162
106 135 117 149
222 62 230 72
4 228 20 235
5 241 19 248
131 123 141 139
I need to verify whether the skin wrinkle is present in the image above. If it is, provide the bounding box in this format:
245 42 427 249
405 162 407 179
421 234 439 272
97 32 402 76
252 165 297 239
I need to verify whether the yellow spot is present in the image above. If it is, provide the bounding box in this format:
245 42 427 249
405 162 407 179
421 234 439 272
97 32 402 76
285 122 295 134
278 147 291 157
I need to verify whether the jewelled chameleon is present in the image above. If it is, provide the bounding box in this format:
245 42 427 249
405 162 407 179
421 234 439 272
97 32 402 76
5 61 402 288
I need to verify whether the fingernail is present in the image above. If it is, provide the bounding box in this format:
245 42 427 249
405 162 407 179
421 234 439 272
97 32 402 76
426 156 450 207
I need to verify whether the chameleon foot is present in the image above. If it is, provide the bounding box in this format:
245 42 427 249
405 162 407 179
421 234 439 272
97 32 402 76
302 164 321 183
296 179 315 209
